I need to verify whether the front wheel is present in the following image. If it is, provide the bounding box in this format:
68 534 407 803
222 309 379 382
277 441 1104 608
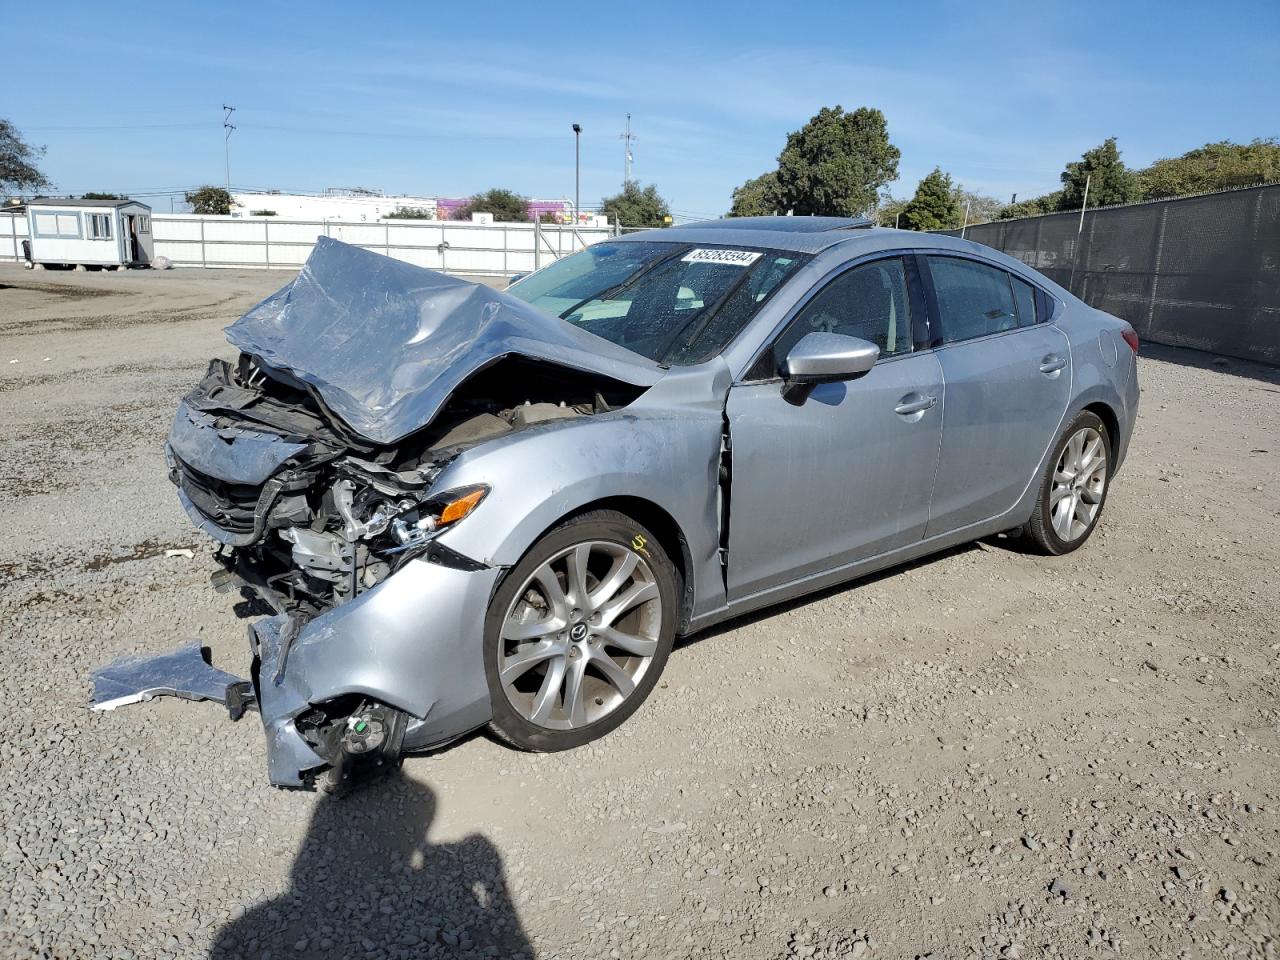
483 510 678 751
1025 411 1111 555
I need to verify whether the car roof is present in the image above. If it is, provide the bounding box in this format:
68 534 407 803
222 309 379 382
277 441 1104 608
609 219 1058 276
614 216 877 254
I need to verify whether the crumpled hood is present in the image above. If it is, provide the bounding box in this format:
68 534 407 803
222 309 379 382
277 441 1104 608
225 237 661 445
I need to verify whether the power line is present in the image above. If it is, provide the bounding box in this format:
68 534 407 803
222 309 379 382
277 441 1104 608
22 122 207 131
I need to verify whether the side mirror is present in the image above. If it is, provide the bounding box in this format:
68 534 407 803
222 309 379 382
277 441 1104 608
784 332 879 383
506 272 528 288
781 332 879 405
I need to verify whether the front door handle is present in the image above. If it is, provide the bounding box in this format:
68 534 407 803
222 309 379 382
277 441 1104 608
894 394 937 416
1039 354 1067 374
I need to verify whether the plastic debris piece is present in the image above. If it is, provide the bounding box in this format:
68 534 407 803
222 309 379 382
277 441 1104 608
89 643 247 712
164 548 195 559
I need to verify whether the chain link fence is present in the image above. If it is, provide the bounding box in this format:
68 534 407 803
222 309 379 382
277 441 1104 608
943 183 1280 364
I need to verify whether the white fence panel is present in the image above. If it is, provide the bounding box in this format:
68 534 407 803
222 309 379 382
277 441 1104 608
268 220 327 244
1 212 613 275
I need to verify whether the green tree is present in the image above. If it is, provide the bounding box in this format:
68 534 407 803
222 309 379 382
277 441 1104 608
1136 138 1280 199
451 188 529 222
954 189 1003 227
1 119 51 195
775 106 900 217
899 167 962 231
82 192 123 200
996 192 1063 220
600 181 671 227
250 209 277 216
875 194 910 227
384 205 434 219
1059 138 1137 210
727 171 781 217
185 185 232 215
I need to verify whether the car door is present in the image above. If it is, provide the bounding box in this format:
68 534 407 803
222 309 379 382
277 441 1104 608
921 254 1072 537
724 255 944 601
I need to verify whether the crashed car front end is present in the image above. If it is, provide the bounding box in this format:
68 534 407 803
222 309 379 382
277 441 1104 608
163 360 505 786
152 238 658 787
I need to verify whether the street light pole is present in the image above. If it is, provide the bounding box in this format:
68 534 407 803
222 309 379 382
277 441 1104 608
572 123 581 225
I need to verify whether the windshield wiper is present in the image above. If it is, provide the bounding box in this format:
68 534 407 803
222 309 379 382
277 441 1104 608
653 259 760 363
556 246 692 322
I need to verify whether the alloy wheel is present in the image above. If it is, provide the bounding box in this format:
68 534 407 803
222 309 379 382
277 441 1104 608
497 540 662 730
1050 426 1108 542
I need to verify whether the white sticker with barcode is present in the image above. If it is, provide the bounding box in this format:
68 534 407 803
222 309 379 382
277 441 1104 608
681 248 761 267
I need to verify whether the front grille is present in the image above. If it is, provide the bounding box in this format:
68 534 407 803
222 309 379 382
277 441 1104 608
173 457 264 534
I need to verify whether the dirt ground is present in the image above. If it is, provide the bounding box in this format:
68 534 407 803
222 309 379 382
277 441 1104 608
1 262 1276 960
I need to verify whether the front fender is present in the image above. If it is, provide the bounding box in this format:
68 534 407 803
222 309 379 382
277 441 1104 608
434 414 722 597
428 363 731 621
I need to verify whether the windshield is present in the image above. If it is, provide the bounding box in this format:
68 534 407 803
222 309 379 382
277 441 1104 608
507 241 809 364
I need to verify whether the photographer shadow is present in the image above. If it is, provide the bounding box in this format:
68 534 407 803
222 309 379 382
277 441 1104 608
210 768 532 959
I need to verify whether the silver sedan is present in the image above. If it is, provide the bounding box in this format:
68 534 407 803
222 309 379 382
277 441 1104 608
163 216 1139 787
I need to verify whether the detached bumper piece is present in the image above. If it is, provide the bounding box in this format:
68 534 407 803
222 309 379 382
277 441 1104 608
90 556 498 790
89 643 256 719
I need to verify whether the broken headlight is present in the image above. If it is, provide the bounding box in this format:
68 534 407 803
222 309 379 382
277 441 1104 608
387 483 489 553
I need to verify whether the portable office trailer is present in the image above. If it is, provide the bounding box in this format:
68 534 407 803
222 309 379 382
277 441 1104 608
25 198 154 270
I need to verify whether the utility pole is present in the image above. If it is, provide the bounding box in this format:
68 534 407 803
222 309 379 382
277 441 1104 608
572 123 582 225
960 198 972 239
222 104 237 196
1068 173 1091 292
619 113 636 186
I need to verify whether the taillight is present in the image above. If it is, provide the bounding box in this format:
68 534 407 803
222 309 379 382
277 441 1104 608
1120 326 1139 354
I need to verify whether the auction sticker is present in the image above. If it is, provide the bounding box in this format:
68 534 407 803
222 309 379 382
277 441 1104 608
682 248 762 266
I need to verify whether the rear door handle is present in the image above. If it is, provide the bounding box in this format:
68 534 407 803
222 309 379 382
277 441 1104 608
894 394 937 416
1040 354 1067 374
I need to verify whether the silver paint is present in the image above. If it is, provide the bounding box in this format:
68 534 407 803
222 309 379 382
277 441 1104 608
156 225 1140 786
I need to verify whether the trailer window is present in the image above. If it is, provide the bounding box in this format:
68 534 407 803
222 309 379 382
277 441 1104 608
34 212 82 239
137 215 150 234
87 213 113 240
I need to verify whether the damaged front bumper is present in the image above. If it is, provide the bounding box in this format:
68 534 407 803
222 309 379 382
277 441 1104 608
90 552 501 789
248 553 501 787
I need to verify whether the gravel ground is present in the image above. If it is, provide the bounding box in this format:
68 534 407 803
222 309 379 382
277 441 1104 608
1 262 1277 960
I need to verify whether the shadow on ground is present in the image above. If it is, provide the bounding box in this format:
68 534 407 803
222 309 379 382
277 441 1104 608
681 541 989 648
1141 342 1280 386
210 769 532 959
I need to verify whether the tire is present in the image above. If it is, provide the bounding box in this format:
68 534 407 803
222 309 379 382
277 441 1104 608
484 509 678 751
1025 411 1111 555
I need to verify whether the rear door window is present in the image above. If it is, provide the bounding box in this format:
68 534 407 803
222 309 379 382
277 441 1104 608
1010 275 1038 326
926 256 1020 343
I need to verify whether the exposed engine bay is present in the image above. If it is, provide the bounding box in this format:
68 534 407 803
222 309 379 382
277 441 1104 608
95 238 667 789
152 351 643 789
168 352 640 616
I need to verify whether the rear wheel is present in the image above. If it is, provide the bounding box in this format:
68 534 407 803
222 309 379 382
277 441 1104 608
1025 411 1111 555
484 510 677 751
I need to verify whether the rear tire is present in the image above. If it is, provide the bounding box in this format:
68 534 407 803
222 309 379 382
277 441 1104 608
1025 411 1111 555
484 509 677 752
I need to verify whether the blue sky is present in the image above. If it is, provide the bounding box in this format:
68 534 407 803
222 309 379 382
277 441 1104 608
9 1 1278 219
